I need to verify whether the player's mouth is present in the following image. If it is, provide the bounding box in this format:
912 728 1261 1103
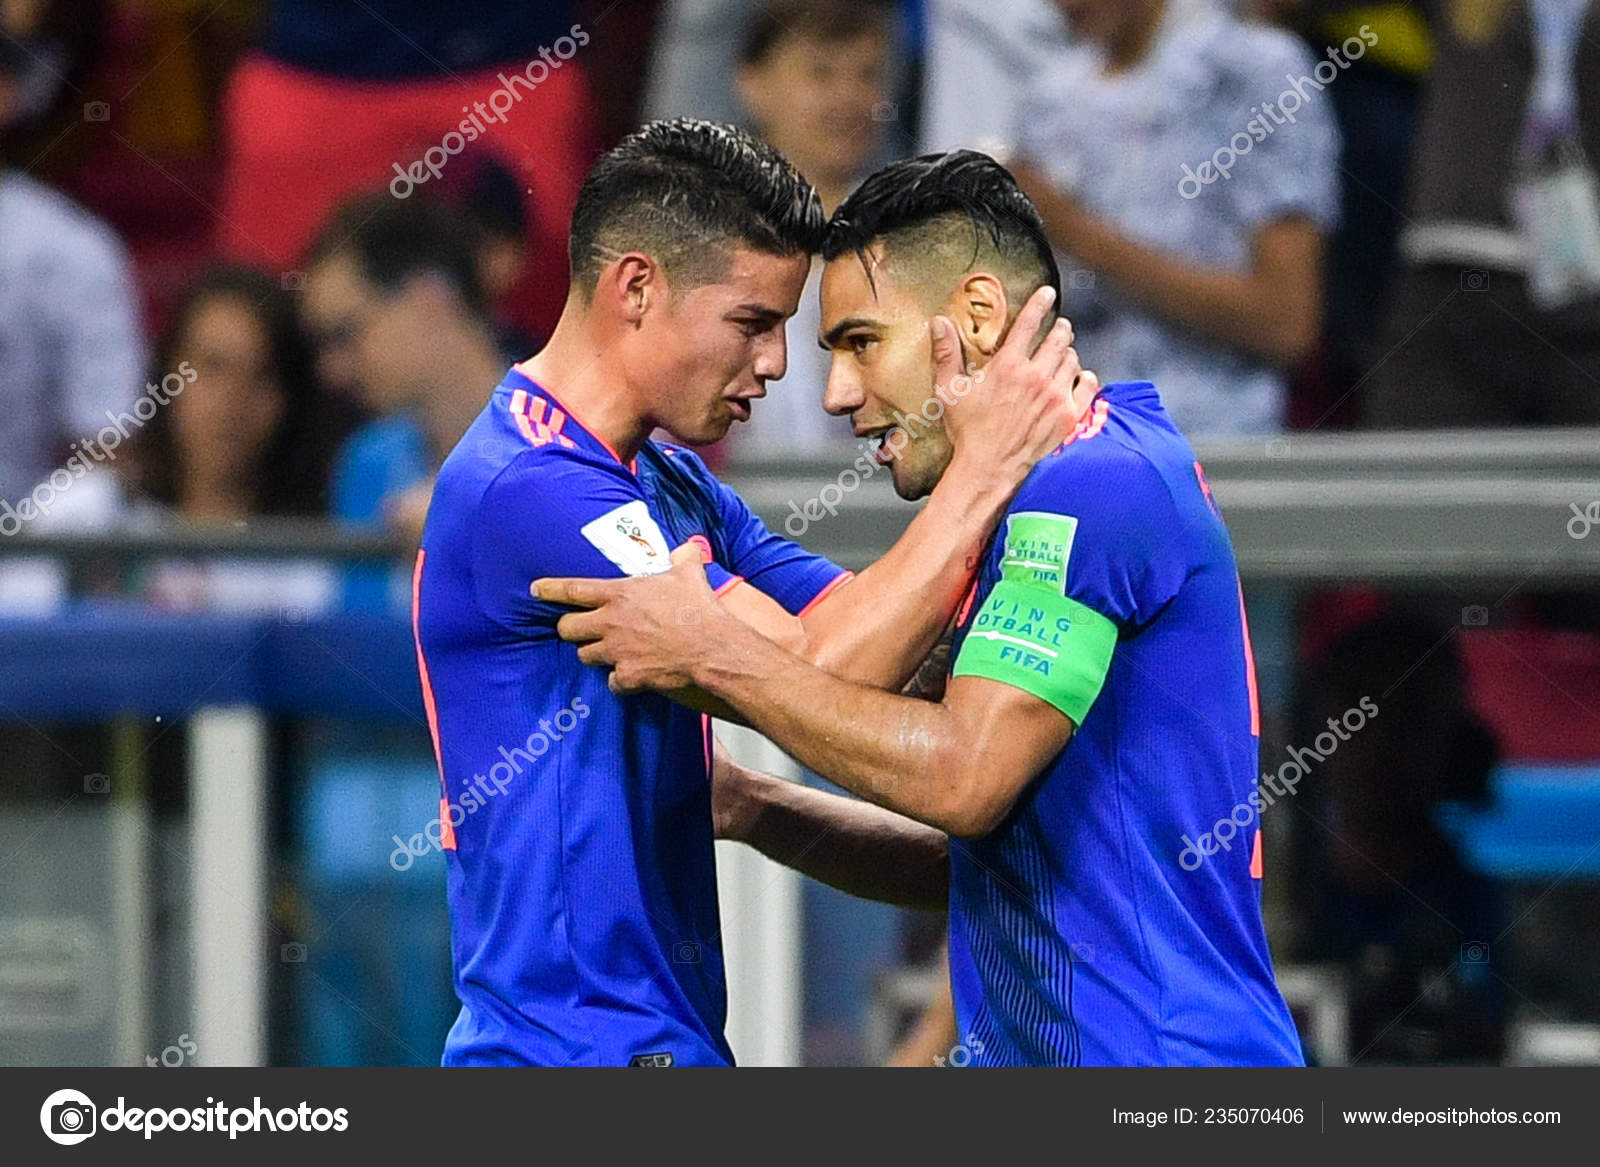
727 398 754 423
854 423 901 465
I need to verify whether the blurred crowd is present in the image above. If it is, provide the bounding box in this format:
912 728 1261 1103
4 1 1596 601
3 0 1600 1064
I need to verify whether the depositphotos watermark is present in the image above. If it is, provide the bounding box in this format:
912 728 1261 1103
1 362 197 537
1569 501 1600 539
390 696 590 870
783 368 987 537
40 1088 348 1145
1178 696 1379 871
145 1032 197 1068
1178 26 1377 199
389 24 590 199
934 1032 987 1067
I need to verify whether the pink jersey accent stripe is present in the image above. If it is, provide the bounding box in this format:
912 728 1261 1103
510 392 576 450
798 569 856 618
411 551 456 851
955 579 979 627
512 360 629 466
512 408 541 448
1238 580 1261 738
1193 460 1218 514
1060 397 1110 448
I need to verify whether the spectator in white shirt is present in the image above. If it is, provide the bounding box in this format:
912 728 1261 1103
0 38 147 522
1008 0 1340 435
918 0 1070 152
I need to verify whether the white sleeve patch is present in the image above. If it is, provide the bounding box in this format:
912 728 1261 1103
580 500 672 577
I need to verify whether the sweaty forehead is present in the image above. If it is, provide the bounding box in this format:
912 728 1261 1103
698 246 810 310
819 245 922 329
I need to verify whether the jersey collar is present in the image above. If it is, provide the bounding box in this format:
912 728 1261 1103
500 363 639 474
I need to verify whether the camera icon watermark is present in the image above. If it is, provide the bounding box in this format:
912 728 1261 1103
672 940 701 964
871 101 898 122
1460 940 1490 964
84 101 110 122
280 942 307 963
1266 437 1292 460
40 1088 97 1145
279 605 309 625
280 271 306 292
476 436 512 461
1066 268 1096 291
1460 268 1490 292
83 773 110 795
1461 605 1489 628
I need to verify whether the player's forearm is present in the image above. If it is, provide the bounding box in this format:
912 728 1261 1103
798 454 1017 690
717 759 949 910
697 626 985 835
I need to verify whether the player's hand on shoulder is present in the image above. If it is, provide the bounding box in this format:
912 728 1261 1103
532 543 734 695
935 285 1100 482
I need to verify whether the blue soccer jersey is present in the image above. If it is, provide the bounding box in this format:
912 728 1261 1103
414 365 850 1066
946 380 1303 1066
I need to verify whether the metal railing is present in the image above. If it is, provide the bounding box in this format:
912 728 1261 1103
2 427 1595 583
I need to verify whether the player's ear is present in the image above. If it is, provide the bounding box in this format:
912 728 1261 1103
949 273 1008 362
609 253 659 325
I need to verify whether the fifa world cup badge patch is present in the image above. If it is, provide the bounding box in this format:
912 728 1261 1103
581 500 672 576
999 512 1079 594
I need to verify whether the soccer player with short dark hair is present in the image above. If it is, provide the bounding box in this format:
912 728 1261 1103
414 122 1091 1066
540 150 1306 1066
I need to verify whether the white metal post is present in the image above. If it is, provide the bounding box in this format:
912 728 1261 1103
189 707 269 1066
713 722 803 1067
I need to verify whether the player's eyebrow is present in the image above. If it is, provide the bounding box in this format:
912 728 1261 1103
728 302 787 325
820 316 880 350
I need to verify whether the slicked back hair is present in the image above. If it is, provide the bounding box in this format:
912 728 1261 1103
823 151 1061 316
568 118 826 294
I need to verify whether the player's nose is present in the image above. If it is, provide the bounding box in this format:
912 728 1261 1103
822 354 864 417
751 329 788 384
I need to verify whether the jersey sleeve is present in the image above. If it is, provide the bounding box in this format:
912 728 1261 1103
470 452 673 635
951 447 1188 724
713 480 851 615
668 449 850 616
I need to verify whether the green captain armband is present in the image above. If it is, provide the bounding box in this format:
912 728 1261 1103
950 511 1118 725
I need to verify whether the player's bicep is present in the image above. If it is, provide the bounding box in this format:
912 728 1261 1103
472 464 655 629
714 580 808 656
703 467 850 615
942 674 1077 838
950 575 1118 726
